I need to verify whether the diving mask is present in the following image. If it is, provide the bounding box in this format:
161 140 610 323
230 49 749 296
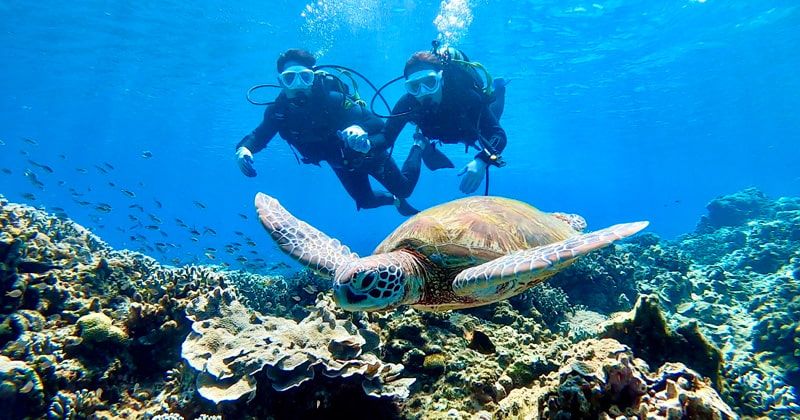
405 70 442 97
278 66 315 90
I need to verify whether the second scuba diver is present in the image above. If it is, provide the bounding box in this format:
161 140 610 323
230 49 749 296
235 49 423 216
382 45 508 194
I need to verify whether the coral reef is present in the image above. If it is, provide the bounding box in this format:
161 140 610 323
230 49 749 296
495 339 735 419
181 286 414 403
601 294 723 388
2 188 798 418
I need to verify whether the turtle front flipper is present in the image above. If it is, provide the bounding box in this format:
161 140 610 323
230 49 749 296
452 221 649 301
255 193 358 278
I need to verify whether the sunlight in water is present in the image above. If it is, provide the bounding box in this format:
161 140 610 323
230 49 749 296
300 0 384 55
434 0 475 44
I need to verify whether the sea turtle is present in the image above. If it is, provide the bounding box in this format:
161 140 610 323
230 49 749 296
255 193 648 312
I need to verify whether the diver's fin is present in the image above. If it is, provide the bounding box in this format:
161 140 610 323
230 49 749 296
394 198 420 217
422 145 455 170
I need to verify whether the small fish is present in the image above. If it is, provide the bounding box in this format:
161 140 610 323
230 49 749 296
1 168 11 175
5 290 23 298
128 215 139 222
203 227 217 236
302 285 317 294
58 154 66 159
121 189 136 198
292 295 302 302
145 225 159 230
23 137 39 145
149 214 161 224
141 150 153 158
193 200 206 209
159 231 169 238
94 165 109 174
23 170 44 189
175 218 187 227
19 149 29 156
74 200 91 206
108 182 116 187
22 193 36 200
27 159 54 173
190 237 199 242
238 213 248 220
205 247 217 252
103 162 115 170
95 203 113 213
129 204 144 212
154 199 162 208
205 252 216 260
189 228 201 236
465 329 496 354
0 139 5 146
246 240 257 247
76 167 88 174
58 180 66 186
51 206 65 212
234 231 244 236
236 256 248 263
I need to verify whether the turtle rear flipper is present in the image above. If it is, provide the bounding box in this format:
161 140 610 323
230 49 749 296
452 221 649 300
255 193 358 278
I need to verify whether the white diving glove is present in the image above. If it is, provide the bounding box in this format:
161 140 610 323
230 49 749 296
236 146 256 177
457 158 488 194
339 124 371 154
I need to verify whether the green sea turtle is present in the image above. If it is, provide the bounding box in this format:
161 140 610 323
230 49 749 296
255 193 648 312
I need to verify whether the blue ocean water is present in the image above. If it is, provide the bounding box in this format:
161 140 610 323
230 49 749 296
1 0 798 268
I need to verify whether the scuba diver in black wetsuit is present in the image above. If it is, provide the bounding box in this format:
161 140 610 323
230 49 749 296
381 45 508 194
235 49 422 216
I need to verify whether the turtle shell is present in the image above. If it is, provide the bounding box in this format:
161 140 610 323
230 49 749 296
374 196 578 269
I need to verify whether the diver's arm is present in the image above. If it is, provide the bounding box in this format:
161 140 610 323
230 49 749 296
475 102 507 165
236 105 279 154
380 95 415 150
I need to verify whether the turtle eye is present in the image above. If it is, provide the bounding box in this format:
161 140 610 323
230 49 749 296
360 272 376 289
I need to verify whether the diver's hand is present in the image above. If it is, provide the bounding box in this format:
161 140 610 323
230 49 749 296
236 146 257 177
457 158 488 194
339 125 371 153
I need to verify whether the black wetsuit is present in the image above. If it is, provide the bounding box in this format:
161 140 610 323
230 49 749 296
383 66 507 165
236 81 422 210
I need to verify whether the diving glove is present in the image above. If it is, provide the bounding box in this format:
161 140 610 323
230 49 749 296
457 158 488 194
236 146 257 177
339 125 371 154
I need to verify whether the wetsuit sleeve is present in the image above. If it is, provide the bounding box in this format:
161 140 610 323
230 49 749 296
380 95 415 150
475 102 507 165
235 105 279 154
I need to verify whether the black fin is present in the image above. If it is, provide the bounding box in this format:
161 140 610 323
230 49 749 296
395 198 420 216
422 145 454 170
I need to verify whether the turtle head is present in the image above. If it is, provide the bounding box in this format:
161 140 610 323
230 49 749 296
332 253 421 312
